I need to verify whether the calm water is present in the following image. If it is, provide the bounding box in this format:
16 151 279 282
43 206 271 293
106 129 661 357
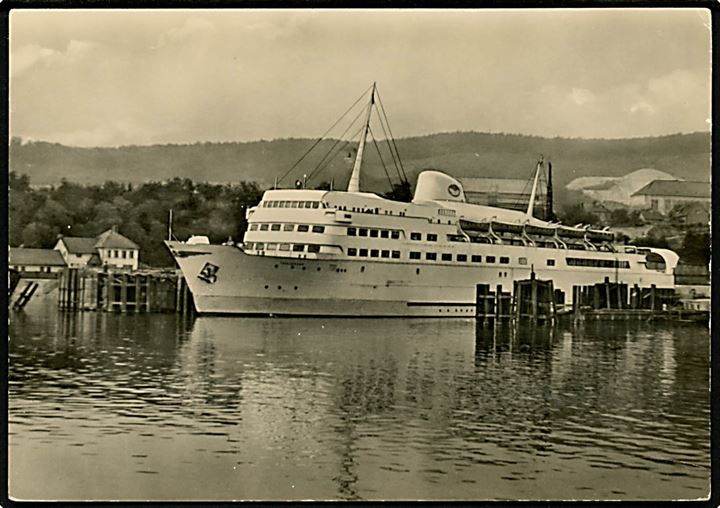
9 298 710 501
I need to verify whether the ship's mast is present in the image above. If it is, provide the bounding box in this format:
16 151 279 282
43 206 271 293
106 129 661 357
546 161 555 221
347 83 376 193
526 156 543 217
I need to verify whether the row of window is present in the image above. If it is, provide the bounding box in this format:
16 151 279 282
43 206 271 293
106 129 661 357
347 248 402 259
261 200 324 209
409 232 438 242
12 265 55 273
245 241 632 269
408 252 515 264
347 227 401 239
346 227 443 242
249 223 325 234
566 258 630 269
245 242 321 253
105 250 134 259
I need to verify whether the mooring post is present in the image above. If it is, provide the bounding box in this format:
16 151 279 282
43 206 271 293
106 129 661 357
573 286 582 323
530 279 538 324
495 284 502 322
604 277 611 309
68 268 76 311
120 272 127 313
650 284 657 312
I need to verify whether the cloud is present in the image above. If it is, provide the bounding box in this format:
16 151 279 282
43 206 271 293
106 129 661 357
569 87 595 106
11 39 96 78
154 17 215 48
629 101 655 115
9 10 711 146
11 43 56 77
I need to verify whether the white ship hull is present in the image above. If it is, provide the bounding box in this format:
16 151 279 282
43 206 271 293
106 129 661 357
166 241 675 317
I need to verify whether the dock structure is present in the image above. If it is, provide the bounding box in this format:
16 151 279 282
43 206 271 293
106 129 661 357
475 284 513 326
513 272 555 325
476 273 557 326
476 275 703 325
57 267 193 314
571 278 677 322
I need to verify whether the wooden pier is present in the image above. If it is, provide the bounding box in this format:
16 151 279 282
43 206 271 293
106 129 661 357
571 278 677 322
475 284 513 326
513 272 555 324
476 275 704 325
57 268 194 314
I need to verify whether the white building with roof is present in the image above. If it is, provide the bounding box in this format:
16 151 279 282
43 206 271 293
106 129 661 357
54 227 140 270
632 180 711 215
9 247 67 275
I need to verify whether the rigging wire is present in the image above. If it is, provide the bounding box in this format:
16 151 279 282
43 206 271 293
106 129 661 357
276 84 374 186
372 107 405 185
306 124 366 184
375 89 409 184
368 125 395 191
302 106 366 184
509 162 545 212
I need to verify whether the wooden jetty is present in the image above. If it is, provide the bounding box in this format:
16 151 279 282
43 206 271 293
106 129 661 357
571 278 677 322
57 267 194 314
476 275 705 325
475 283 513 326
513 272 556 324
476 273 557 326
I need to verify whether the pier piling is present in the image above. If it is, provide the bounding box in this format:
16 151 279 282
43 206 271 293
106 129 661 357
58 268 191 314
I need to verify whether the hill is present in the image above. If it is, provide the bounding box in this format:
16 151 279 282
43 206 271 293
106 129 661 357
10 131 710 192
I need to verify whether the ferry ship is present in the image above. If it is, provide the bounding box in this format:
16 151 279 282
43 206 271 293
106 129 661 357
165 86 678 316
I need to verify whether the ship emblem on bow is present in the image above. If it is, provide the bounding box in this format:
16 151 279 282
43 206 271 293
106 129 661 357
198 262 219 284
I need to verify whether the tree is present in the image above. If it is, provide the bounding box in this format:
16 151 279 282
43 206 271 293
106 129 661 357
633 235 671 249
383 181 413 202
678 229 710 266
22 222 56 248
36 199 72 230
558 203 599 226
9 171 30 192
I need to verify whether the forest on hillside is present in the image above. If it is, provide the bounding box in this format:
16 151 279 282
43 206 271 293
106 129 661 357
9 171 709 268
9 172 263 267
9 131 711 191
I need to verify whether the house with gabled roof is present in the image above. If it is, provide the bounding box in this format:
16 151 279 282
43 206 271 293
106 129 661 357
632 180 710 214
9 247 67 275
54 226 140 270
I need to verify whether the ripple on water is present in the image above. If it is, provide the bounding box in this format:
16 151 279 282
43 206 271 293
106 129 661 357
7 314 710 501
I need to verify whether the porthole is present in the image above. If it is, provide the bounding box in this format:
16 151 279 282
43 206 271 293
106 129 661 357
264 285 269 289
294 286 298 290
302 266 306 271
317 267 321 271
277 285 282 290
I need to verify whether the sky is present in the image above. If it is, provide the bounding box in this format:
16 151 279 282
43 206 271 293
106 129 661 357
10 8 712 147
